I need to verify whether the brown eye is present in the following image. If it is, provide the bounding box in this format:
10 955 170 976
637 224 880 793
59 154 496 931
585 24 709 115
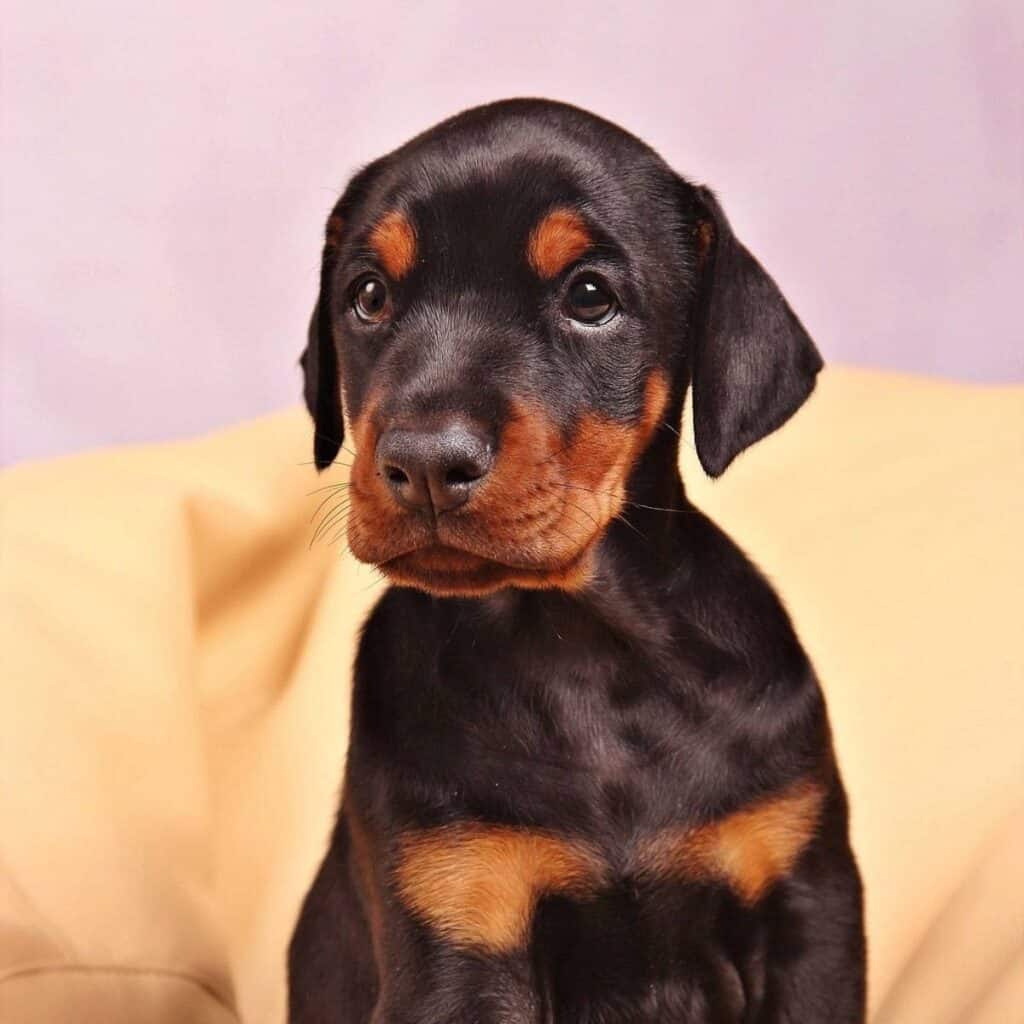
566 275 617 325
352 275 389 322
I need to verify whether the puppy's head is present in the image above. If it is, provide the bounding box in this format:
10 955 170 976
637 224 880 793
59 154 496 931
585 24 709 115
302 99 821 597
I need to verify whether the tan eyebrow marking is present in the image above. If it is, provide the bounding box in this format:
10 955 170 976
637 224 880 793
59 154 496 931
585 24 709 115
695 218 715 266
527 207 593 278
369 210 417 279
394 824 604 953
325 214 344 248
636 780 826 904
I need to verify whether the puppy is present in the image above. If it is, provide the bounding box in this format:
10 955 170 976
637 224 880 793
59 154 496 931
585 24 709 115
289 98 865 1023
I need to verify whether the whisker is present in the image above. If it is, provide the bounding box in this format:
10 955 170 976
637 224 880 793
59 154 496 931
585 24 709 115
310 490 351 523
556 480 697 515
319 520 352 552
614 511 648 543
553 480 624 502
307 482 352 496
314 495 352 529
360 569 389 593
311 429 358 459
313 495 352 529
534 434 586 469
310 501 352 547
327 511 357 546
547 522 584 551
297 458 354 469
560 498 600 531
623 500 699 515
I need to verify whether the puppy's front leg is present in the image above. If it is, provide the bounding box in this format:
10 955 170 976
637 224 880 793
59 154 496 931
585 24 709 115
758 821 866 1022
369 950 538 1024
366 818 597 1023
288 824 378 1024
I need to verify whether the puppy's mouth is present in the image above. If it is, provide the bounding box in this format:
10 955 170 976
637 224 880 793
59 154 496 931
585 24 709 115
344 463 616 597
379 539 597 598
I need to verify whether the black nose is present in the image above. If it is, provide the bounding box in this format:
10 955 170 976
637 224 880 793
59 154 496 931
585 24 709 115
376 422 494 515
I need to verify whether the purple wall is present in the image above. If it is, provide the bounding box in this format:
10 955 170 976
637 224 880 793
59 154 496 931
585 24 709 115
3 1 1021 464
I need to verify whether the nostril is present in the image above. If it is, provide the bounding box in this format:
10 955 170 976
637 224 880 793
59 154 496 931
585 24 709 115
385 465 409 486
445 464 483 487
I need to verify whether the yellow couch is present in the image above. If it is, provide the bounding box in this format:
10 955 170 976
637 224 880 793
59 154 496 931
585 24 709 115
2 367 1022 1023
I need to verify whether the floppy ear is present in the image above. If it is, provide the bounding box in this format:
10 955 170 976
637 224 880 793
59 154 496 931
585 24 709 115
301 161 390 470
688 186 823 477
300 227 344 471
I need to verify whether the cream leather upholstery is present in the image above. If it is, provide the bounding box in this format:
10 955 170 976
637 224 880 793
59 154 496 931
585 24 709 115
2 368 1022 1022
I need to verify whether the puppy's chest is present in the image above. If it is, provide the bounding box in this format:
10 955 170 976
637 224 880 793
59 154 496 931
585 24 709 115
427 646 744 832
390 656 826 960
392 769 824 962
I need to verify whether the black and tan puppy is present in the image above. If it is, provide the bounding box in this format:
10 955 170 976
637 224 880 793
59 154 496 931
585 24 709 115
289 98 865 1022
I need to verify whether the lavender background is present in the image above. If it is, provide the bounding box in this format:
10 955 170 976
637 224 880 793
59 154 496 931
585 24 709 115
3 1 1021 464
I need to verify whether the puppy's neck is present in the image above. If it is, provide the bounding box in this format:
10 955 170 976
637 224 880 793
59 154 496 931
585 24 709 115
580 448 691 646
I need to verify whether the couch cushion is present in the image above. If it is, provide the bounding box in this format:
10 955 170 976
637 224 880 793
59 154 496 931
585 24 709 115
1 367 1021 1021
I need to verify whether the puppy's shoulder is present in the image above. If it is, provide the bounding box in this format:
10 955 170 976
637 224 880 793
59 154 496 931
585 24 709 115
672 508 811 684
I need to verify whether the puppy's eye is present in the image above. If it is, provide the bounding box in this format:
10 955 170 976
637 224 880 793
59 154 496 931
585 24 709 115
566 275 617 325
352 275 390 323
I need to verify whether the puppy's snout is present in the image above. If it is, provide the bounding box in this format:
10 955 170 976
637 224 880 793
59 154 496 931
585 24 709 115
376 421 494 515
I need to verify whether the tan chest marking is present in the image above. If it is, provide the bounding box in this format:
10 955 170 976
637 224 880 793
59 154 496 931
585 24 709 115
394 824 603 953
636 780 826 904
394 781 824 952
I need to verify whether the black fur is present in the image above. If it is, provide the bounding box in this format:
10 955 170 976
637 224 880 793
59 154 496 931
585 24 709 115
290 98 864 1022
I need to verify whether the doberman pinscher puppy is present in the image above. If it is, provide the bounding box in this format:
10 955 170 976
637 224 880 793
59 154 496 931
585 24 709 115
289 98 865 1023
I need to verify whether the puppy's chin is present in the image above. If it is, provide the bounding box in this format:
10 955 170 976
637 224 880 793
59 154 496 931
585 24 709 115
345 506 607 598
375 544 596 598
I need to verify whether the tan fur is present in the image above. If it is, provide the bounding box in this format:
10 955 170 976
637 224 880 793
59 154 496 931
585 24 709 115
369 211 417 279
637 780 826 904
390 779 822 951
383 545 594 597
695 219 715 267
326 214 344 249
345 371 669 597
394 824 604 953
527 208 593 278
